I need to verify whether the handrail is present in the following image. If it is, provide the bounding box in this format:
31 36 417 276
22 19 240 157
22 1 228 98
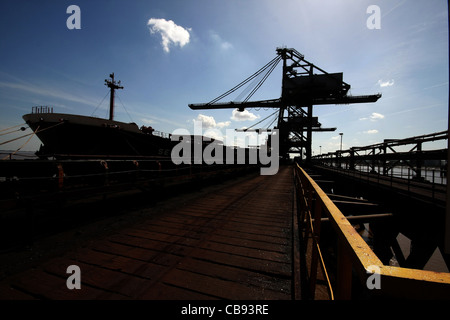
294 164 334 299
294 164 450 299
304 194 335 300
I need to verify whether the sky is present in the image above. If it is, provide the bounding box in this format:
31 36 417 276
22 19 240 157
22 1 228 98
0 0 448 155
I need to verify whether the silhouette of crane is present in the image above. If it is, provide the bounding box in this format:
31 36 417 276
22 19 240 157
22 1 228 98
189 47 381 162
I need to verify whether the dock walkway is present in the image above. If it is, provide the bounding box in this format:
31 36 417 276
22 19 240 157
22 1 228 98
0 166 294 300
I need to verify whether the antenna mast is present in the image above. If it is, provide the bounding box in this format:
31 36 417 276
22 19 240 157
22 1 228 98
105 73 124 121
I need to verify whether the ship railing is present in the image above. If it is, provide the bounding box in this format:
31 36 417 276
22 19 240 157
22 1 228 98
152 130 171 139
294 163 450 300
32 106 53 114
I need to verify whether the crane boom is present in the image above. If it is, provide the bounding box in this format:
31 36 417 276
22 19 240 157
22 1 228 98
189 98 282 111
189 94 381 111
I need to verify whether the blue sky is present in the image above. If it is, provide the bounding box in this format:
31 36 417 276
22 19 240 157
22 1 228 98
0 0 448 154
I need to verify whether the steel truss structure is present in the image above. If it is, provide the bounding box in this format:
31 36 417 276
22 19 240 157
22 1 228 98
313 130 448 180
189 47 381 161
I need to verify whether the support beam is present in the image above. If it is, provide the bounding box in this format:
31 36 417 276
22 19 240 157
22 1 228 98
313 213 393 223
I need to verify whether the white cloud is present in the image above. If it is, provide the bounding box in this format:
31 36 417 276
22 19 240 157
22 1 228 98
209 31 233 50
365 129 379 134
196 114 230 129
203 128 224 142
141 118 156 125
0 80 96 108
231 109 260 122
359 112 385 121
370 112 385 120
147 18 191 53
377 79 395 87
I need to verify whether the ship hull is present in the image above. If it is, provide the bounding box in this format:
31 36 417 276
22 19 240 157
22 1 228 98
23 113 174 159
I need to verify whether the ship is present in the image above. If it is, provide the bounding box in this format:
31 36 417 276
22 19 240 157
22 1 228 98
23 73 176 159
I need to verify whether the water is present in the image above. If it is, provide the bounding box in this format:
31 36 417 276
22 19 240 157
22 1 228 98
396 232 449 273
360 224 449 272
0 150 38 160
354 165 447 185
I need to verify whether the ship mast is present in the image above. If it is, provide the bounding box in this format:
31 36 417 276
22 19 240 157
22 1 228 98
105 73 123 121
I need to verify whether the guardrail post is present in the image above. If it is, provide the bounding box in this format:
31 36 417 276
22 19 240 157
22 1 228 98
296 171 306 225
309 198 322 298
349 149 355 170
57 163 64 190
416 142 423 180
337 239 352 299
100 160 109 186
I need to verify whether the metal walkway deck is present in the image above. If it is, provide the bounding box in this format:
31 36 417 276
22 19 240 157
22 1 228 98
0 166 294 300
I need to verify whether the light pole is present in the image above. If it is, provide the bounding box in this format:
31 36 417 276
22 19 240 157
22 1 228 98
339 133 343 152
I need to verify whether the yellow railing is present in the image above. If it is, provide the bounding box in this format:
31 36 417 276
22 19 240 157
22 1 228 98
294 164 450 299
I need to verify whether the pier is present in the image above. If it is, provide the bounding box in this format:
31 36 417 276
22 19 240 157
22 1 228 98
0 165 294 300
0 158 450 300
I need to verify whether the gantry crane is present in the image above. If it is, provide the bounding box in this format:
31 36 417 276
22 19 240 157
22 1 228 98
189 47 381 162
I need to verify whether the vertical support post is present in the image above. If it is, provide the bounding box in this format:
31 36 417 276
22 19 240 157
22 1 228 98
306 105 313 163
382 143 387 175
408 168 411 193
105 73 123 121
57 163 64 190
339 133 343 168
337 239 352 299
446 160 450 253
371 147 376 173
100 160 109 186
416 142 423 180
298 174 307 225
309 198 322 298
109 82 115 121
445 86 450 254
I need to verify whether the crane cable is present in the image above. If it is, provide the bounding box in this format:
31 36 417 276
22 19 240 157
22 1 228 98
240 110 278 132
207 55 282 105
243 56 281 103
